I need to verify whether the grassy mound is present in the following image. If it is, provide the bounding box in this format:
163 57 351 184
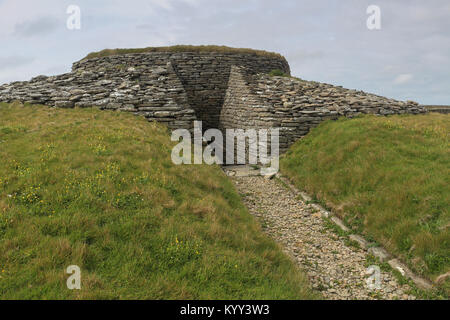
0 103 315 299
281 114 449 290
80 45 286 61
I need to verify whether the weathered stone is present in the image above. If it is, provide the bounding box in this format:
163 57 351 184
331 216 350 232
54 101 74 108
388 259 433 290
154 111 172 118
349 234 370 249
0 49 425 147
368 247 391 262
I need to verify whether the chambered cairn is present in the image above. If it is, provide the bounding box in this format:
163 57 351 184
0 46 425 154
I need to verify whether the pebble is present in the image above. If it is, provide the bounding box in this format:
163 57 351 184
230 175 416 300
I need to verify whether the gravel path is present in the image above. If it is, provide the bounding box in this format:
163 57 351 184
229 173 416 300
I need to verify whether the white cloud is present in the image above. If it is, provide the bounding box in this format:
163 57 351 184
13 16 60 37
0 55 34 69
0 0 63 36
151 0 174 11
382 65 395 72
393 74 413 85
287 50 324 63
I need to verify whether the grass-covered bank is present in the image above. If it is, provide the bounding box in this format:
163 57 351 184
281 114 449 294
0 103 315 299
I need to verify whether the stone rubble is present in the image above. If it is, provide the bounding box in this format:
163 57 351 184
228 173 417 300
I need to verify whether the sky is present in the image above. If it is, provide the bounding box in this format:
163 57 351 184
0 0 449 104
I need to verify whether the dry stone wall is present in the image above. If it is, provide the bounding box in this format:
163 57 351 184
0 49 425 155
71 52 289 130
0 52 290 132
0 56 196 131
220 66 426 153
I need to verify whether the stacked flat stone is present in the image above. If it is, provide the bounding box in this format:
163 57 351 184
220 66 425 153
0 50 425 153
0 52 289 132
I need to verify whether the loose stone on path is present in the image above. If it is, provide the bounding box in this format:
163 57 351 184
229 174 416 300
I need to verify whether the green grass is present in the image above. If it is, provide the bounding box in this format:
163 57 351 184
0 102 315 299
281 114 449 295
80 45 286 62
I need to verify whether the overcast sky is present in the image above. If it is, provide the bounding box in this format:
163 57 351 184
1 0 449 104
